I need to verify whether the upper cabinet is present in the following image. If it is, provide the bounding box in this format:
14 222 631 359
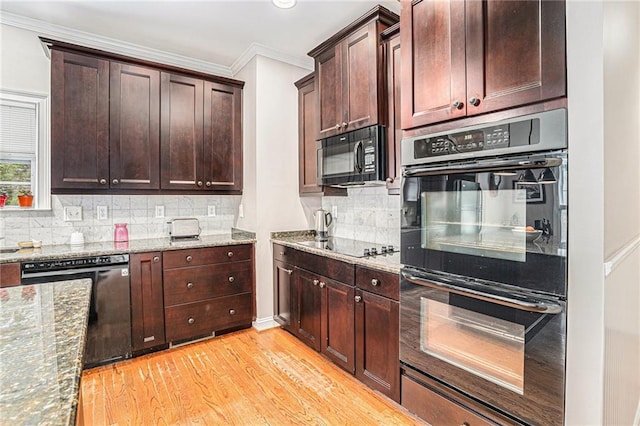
309 6 399 140
400 0 566 130
46 39 244 194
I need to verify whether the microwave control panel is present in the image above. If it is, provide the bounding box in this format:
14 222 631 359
363 139 376 173
413 118 541 160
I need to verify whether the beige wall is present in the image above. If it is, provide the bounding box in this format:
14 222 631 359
602 2 640 424
0 24 50 94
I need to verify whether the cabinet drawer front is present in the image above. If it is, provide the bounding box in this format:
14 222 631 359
296 251 354 285
273 243 294 264
164 261 252 306
401 375 492 426
163 244 251 269
165 293 253 342
355 266 399 300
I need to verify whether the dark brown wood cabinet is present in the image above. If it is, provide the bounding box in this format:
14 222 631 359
110 62 160 190
163 245 254 343
321 277 355 373
0 263 21 287
400 0 566 129
296 268 323 351
355 266 400 402
51 49 110 190
382 23 402 193
46 38 243 194
309 6 399 139
129 252 165 352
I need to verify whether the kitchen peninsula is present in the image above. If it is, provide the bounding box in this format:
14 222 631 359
0 279 92 425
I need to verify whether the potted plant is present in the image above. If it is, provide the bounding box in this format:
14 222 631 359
0 191 7 208
17 190 34 208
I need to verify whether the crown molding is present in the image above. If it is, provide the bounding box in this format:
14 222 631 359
231 42 313 75
0 11 234 78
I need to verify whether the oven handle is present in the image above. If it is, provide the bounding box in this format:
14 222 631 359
403 155 563 177
401 271 562 314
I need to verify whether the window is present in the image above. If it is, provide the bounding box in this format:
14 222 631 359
0 90 50 209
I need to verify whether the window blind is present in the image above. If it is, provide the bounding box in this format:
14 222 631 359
0 101 37 157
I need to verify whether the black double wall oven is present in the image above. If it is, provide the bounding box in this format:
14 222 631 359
400 109 568 426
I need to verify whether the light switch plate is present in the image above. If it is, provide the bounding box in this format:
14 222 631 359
63 206 82 222
155 205 165 218
207 205 216 217
331 205 338 218
96 205 108 221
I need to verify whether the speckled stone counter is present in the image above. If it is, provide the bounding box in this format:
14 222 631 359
271 231 401 274
0 279 92 425
0 229 256 264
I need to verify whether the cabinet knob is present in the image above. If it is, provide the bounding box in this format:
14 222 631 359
386 177 394 184
341 122 347 128
153 256 160 263
228 276 235 283
319 282 326 288
186 255 193 262
227 251 234 258
452 100 464 110
313 279 319 286
99 178 107 185
371 278 379 287
206 181 212 187
229 309 236 315
187 317 195 325
284 268 293 275
355 295 362 302
279 251 284 256
186 282 194 289
197 181 203 187
335 124 341 130
469 97 481 107
112 179 119 185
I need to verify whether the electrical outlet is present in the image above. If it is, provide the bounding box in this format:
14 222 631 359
155 205 165 218
63 206 82 222
96 205 108 221
208 205 216 217
331 205 338 218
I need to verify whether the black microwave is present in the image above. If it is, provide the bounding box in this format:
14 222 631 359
317 125 386 186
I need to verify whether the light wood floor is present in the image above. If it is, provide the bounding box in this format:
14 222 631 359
81 327 426 425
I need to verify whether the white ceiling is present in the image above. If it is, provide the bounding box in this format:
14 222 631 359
0 0 401 74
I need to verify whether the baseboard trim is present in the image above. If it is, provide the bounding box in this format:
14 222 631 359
634 398 640 426
252 317 279 331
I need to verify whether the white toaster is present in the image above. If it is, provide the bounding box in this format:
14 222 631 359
168 218 201 239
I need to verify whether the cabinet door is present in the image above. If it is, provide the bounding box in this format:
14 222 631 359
110 62 160 189
51 50 110 189
273 259 296 334
321 278 355 374
316 46 342 139
297 75 322 194
465 0 566 116
160 72 204 190
355 289 400 402
130 252 165 352
203 81 243 192
296 269 322 351
385 31 402 191
400 0 467 129
341 22 380 133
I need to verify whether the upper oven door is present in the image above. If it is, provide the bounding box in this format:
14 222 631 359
401 151 567 297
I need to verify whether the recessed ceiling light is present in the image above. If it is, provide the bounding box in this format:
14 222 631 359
272 0 296 9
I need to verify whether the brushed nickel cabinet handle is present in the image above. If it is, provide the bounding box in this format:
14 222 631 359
112 178 119 185
313 279 319 286
153 256 160 263
452 100 464 109
227 251 234 258
229 309 236 315
228 276 235 283
99 178 107 185
355 295 362 302
186 255 193 262
206 181 212 187
319 282 326 288
186 282 194 289
187 317 195 325
197 181 203 187
284 269 293 275
469 97 480 107
371 279 379 287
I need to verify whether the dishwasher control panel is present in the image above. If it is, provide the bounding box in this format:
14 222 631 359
22 254 129 273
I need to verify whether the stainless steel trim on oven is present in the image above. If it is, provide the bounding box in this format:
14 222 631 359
403 154 564 177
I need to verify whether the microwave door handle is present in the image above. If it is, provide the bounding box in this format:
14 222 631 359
401 272 562 314
403 156 563 177
353 141 363 173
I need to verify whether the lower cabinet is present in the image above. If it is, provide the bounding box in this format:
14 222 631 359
163 245 255 343
0 263 20 287
273 243 399 400
129 252 166 352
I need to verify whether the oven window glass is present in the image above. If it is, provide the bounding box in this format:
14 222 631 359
420 297 525 394
322 142 354 176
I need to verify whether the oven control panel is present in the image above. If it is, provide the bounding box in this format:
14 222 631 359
414 125 514 159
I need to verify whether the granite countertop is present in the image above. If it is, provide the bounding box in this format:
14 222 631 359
0 279 92 425
0 230 256 264
271 231 402 274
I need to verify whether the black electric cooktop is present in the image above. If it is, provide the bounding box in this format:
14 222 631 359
296 237 396 258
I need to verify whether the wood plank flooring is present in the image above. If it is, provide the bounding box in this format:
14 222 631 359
81 327 425 425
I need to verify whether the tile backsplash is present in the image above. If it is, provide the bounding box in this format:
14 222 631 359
0 194 240 247
322 186 401 246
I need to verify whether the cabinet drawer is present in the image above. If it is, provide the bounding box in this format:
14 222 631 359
355 266 399 300
273 243 295 264
296 250 354 285
165 293 253 342
163 244 251 269
401 374 492 426
164 261 252 306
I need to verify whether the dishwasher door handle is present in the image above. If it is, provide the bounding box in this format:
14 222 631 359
21 263 128 280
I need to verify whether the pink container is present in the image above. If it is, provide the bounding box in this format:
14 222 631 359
114 223 129 242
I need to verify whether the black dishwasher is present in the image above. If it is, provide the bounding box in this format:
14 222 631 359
21 254 132 369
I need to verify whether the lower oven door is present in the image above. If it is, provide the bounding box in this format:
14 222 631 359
400 267 566 426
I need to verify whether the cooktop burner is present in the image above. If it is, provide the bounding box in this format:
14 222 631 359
296 237 396 258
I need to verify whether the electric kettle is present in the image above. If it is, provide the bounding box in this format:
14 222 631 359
314 209 333 241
